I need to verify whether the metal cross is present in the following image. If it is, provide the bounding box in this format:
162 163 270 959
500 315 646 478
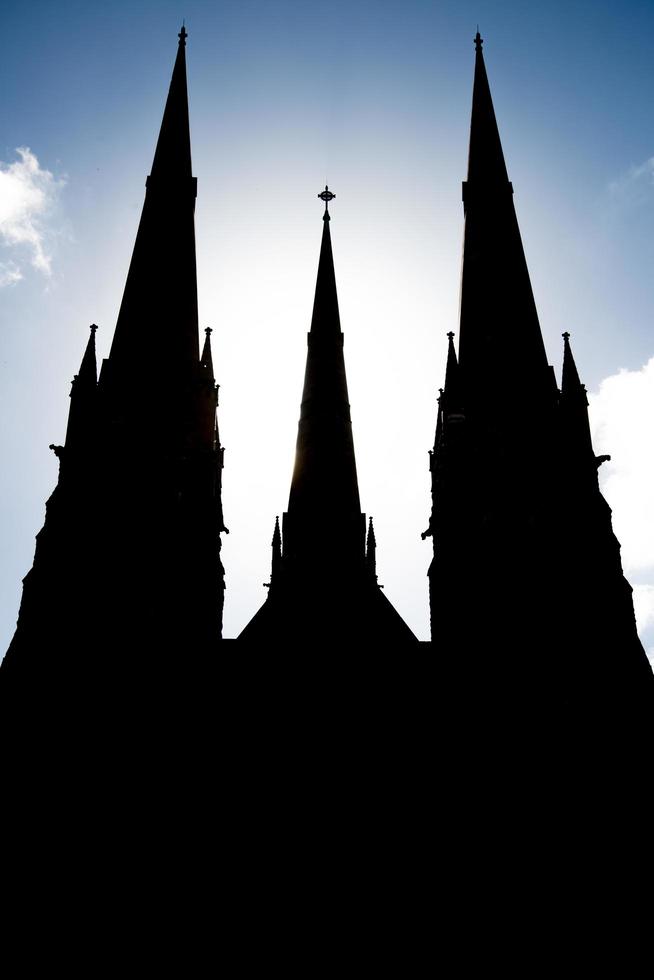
318 185 336 213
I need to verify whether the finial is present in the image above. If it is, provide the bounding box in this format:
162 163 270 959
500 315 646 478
90 323 98 335
205 327 212 337
179 23 187 46
474 29 483 52
562 331 571 341
272 516 281 551
318 184 336 221
447 331 455 341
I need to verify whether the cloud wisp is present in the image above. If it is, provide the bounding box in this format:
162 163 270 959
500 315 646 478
589 356 654 659
0 261 23 287
608 156 654 207
0 147 65 285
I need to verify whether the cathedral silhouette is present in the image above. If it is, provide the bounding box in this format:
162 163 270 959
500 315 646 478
2 27 652 752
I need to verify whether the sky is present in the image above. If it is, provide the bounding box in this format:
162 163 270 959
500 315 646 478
1 0 654 657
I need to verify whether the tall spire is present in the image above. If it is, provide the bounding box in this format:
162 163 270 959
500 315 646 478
286 190 362 540
105 26 199 392
150 25 192 180
467 31 509 187
238 187 417 647
459 32 550 412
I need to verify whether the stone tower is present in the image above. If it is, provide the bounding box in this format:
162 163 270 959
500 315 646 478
2 28 226 703
422 33 653 734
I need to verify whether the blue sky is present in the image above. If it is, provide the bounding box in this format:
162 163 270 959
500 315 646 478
1 0 654 653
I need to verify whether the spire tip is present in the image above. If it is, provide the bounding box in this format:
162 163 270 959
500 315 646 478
318 184 335 221
178 23 187 46
474 29 483 52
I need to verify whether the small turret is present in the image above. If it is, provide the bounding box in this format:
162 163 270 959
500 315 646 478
269 516 282 589
560 331 595 464
64 324 98 453
366 517 377 583
442 332 463 420
200 327 215 382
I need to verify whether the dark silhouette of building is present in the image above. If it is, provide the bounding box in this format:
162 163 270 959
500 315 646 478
1 27 651 744
1 27 226 705
422 33 654 740
238 190 418 650
1 28 651 966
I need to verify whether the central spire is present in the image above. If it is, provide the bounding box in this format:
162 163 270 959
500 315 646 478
286 189 362 536
238 189 417 647
308 189 342 339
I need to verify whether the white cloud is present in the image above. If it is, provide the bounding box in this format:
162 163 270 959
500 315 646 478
589 357 654 576
632 585 654 636
0 261 22 287
589 359 654 654
0 147 65 284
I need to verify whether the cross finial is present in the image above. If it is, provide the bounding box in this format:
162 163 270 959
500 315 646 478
89 323 98 335
179 23 187 46
318 184 335 221
474 29 483 52
205 327 212 337
447 331 455 341
562 331 571 342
